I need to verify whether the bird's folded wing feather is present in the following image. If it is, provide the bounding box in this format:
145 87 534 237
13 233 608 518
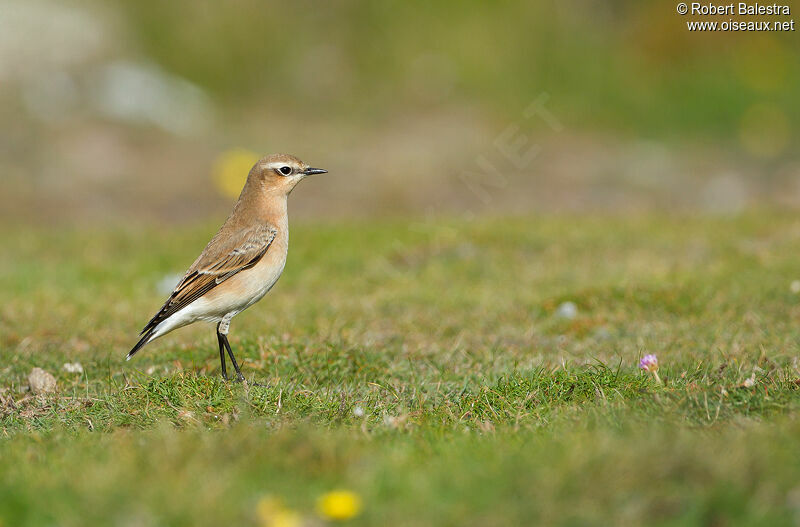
140 223 278 335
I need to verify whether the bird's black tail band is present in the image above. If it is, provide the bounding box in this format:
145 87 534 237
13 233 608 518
126 329 155 361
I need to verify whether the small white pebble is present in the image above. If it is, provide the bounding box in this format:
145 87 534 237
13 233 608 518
743 374 756 388
352 406 365 418
556 301 578 320
791 280 800 294
28 367 56 394
62 362 83 374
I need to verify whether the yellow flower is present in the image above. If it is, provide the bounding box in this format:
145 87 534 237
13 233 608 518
212 148 261 199
316 490 363 521
256 496 302 527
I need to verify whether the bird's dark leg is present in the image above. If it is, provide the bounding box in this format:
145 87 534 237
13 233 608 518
220 334 245 383
216 323 228 381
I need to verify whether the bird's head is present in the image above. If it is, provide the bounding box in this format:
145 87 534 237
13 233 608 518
250 153 327 196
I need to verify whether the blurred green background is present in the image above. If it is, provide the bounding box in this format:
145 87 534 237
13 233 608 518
2 0 799 223
3 3 800 525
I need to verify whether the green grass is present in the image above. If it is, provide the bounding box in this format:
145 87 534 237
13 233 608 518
1 214 800 526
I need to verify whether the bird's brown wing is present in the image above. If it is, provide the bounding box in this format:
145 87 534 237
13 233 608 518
139 223 278 336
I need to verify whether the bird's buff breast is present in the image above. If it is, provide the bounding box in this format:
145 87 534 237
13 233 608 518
201 235 288 317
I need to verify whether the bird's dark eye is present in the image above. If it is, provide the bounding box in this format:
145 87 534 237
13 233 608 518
279 166 292 176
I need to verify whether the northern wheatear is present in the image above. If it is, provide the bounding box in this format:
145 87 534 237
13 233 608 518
127 153 327 381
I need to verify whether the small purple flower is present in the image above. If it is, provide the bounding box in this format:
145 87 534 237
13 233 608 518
639 354 658 372
639 354 663 385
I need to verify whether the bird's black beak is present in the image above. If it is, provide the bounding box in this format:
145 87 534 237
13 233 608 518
303 167 327 176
